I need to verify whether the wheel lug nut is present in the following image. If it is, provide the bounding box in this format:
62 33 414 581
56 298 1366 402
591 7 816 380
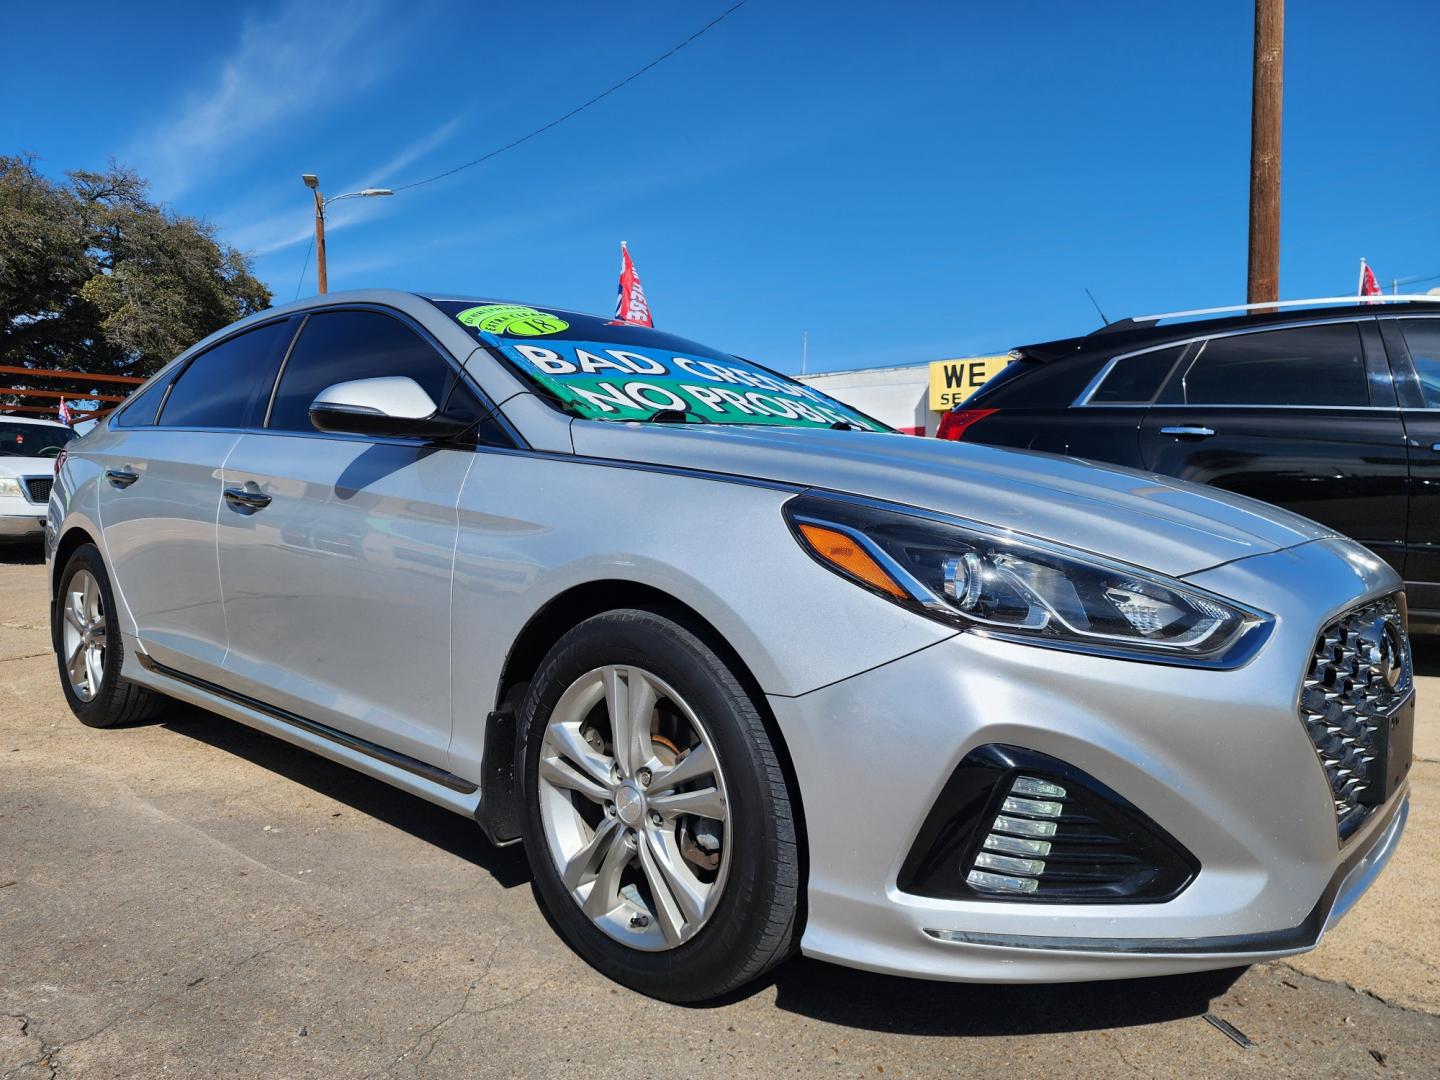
649 812 663 826
637 768 651 787
604 802 615 816
630 913 650 928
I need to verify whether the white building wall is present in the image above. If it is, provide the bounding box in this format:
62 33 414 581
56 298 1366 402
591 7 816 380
796 364 933 435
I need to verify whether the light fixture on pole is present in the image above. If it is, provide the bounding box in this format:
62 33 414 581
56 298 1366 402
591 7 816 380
301 174 394 295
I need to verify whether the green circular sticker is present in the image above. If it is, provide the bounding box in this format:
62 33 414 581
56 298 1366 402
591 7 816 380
456 304 569 336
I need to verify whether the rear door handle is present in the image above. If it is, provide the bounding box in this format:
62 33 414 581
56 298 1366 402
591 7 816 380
105 468 139 489
223 485 272 511
1430 443 1440 453
1160 426 1216 438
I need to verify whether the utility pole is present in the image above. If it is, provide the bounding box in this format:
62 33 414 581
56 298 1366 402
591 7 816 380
802 330 808 375
1246 0 1284 305
300 175 394 295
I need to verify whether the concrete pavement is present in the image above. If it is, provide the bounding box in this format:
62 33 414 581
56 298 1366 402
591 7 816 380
2 549 1437 1078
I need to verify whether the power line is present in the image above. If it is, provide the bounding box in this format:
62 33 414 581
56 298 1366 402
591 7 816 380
294 233 315 300
390 1 748 194
1394 270 1440 287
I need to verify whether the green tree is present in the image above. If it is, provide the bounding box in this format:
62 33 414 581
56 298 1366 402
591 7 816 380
0 154 271 378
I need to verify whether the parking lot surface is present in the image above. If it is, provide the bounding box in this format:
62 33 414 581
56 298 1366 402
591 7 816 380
2 550 1437 1078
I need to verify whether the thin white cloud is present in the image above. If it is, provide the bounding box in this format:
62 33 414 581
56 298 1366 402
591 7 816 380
220 113 464 257
127 0 391 199
353 115 464 188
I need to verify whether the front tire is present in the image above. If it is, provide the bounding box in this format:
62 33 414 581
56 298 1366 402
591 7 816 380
519 610 799 1002
53 544 166 728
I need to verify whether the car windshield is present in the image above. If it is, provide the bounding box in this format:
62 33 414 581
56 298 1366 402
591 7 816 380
433 300 891 432
0 420 73 457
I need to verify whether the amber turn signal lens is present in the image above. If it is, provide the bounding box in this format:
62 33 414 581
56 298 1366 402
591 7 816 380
797 523 908 599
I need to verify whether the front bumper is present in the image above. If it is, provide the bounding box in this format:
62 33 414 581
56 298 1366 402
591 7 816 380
0 496 47 539
771 537 1410 982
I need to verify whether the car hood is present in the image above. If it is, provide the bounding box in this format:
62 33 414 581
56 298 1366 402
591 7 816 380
0 456 57 478
568 423 1339 578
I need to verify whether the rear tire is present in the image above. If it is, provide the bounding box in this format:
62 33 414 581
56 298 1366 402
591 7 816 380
53 544 166 728
519 609 799 1002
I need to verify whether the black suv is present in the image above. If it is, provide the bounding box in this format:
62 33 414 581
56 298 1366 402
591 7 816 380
938 297 1440 623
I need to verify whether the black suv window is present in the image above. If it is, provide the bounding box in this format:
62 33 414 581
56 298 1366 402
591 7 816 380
1399 319 1440 408
268 310 458 433
158 321 294 429
1176 323 1369 407
1090 344 1187 404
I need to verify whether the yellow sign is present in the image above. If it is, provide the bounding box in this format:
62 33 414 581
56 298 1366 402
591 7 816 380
929 356 1010 411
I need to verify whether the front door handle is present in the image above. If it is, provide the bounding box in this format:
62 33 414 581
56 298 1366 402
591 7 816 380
105 468 139 489
223 485 272 512
1160 426 1216 439
1429 442 1440 453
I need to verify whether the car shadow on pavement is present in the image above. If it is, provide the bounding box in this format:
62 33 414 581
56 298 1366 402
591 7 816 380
0 543 45 565
161 705 533 889
1411 634 1440 678
764 956 1243 1035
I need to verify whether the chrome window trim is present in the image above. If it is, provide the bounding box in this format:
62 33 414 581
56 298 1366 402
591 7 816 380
261 302 527 450
1074 316 1378 409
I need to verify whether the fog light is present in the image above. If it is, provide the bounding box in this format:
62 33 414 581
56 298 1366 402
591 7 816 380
965 869 1038 894
1001 795 1063 817
991 814 1058 838
982 832 1051 857
899 745 1199 904
1010 776 1067 799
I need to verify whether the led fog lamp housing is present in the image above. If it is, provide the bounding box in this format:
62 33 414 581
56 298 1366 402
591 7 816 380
785 493 1270 667
899 745 1198 904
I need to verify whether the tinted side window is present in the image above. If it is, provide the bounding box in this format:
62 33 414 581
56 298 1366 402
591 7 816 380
268 311 455 433
159 321 293 429
1091 345 1186 404
1179 323 1369 407
1399 319 1440 408
112 372 175 428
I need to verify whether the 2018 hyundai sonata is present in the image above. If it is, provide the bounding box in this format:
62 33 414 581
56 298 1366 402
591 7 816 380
46 291 1412 1001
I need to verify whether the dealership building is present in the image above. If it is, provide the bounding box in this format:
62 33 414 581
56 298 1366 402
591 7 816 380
797 355 1010 436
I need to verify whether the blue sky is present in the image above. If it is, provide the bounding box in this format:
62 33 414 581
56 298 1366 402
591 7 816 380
5 1 1438 373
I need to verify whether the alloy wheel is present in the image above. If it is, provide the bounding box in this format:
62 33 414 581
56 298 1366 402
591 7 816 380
61 569 107 702
536 665 731 952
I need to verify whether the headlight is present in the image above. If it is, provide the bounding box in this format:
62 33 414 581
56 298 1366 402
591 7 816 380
786 494 1269 666
0 478 23 498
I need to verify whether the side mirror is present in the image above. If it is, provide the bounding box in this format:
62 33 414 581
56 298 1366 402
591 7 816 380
308 377 468 440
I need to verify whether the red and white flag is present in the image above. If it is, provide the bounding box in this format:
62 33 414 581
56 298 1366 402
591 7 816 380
57 397 71 425
614 241 653 327
1359 258 1382 298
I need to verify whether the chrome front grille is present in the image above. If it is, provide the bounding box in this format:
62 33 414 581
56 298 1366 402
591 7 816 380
21 476 53 504
1299 595 1412 838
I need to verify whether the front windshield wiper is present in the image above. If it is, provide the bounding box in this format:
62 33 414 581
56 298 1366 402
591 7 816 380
639 406 709 424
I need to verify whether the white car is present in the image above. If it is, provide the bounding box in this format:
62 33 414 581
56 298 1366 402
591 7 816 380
0 417 72 542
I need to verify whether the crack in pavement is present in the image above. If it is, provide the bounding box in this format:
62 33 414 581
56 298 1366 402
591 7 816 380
362 933 513 1079
2 891 429 1077
0 653 50 665
3 1013 59 1080
1276 962 1440 1020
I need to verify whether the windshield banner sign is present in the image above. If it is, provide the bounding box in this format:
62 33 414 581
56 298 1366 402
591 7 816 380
491 339 882 429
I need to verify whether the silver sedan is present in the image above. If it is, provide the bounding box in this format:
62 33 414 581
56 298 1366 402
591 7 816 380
46 291 1412 1001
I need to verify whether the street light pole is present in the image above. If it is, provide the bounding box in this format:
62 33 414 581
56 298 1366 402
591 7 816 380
301 174 394 295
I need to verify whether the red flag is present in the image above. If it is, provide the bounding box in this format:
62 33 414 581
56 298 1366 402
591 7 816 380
1359 259 1381 297
615 241 653 327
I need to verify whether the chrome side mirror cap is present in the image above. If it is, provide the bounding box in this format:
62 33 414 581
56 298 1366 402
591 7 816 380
308 377 466 439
